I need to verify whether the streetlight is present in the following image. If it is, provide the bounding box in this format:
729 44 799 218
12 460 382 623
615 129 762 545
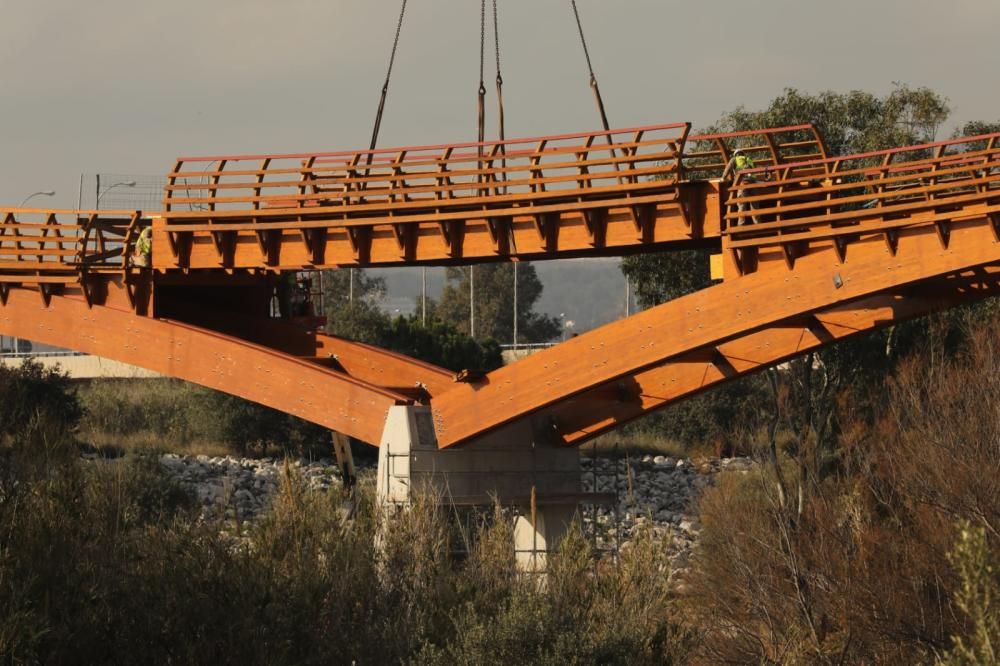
18 190 55 207
96 180 136 208
469 265 476 338
512 261 518 349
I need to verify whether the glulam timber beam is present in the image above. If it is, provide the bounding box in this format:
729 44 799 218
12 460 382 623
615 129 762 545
543 267 1000 445
0 287 403 445
431 211 1000 448
164 304 455 396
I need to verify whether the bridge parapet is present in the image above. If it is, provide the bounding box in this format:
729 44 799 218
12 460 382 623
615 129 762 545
0 209 146 304
684 124 827 179
723 131 1000 277
158 122 698 269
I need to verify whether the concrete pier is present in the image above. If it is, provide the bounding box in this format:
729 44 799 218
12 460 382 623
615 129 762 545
376 405 583 570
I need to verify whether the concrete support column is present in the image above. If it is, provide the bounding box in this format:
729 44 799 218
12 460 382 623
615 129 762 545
514 502 577 573
376 405 582 570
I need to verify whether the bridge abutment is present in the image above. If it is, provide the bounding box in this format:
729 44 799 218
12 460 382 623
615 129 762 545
376 405 582 571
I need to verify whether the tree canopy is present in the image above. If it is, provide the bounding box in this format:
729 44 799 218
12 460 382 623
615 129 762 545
432 263 561 344
318 267 502 372
707 84 951 155
623 85 998 309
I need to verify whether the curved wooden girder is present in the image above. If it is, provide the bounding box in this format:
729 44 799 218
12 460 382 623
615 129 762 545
544 267 1000 445
165 304 455 396
0 288 403 445
431 213 1000 448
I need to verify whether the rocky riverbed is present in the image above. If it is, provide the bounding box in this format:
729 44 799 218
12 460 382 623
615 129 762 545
158 453 346 521
154 452 755 570
581 454 754 570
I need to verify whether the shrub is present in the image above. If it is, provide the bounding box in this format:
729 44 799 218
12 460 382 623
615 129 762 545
0 359 81 441
941 522 1000 665
378 316 503 372
77 379 330 458
0 447 692 664
684 317 1000 663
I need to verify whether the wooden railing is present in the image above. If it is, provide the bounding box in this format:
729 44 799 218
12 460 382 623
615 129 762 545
682 124 827 179
723 132 1000 269
0 210 143 288
163 122 691 216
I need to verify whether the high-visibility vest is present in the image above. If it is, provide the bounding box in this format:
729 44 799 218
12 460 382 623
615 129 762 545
735 154 755 171
136 228 152 255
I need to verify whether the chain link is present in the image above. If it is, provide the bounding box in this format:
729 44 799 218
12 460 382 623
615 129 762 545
493 0 502 84
479 0 487 94
493 0 508 193
571 0 597 85
368 0 408 153
383 0 408 93
570 0 616 165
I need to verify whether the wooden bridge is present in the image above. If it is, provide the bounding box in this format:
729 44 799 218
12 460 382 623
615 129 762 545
2 123 998 449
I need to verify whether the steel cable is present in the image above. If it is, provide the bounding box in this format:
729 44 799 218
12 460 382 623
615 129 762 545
368 0 408 153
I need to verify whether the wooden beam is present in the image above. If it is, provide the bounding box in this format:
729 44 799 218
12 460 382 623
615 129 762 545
0 288 401 445
546 271 1000 446
431 216 1000 447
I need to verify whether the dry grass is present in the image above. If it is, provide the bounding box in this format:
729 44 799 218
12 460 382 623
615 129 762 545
585 431 694 459
682 322 1000 664
80 430 233 458
0 428 692 664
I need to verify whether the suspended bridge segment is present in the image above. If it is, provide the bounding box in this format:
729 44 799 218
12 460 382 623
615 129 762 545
155 123 824 269
1 124 997 450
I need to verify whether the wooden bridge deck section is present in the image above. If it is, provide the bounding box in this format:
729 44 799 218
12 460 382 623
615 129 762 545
1 123 998 448
0 123 824 281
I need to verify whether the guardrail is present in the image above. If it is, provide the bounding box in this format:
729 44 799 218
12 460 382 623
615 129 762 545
164 122 691 215
499 342 558 350
723 131 1000 271
683 124 827 179
0 210 146 289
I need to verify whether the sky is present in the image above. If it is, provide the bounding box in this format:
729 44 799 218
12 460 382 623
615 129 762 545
1 0 999 208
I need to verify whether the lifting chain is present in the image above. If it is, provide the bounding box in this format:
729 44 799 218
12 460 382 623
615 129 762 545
492 0 508 193
368 0 408 153
478 0 488 158
570 0 621 184
570 0 614 141
493 0 505 145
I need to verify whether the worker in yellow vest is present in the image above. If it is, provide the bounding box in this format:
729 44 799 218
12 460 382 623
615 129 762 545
722 149 761 226
132 227 152 268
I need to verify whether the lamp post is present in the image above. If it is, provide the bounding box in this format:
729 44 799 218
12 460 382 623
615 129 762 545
96 180 136 209
421 267 427 326
18 190 56 207
512 261 518 349
469 266 476 338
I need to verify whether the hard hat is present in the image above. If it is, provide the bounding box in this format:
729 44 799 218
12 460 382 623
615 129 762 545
733 148 744 155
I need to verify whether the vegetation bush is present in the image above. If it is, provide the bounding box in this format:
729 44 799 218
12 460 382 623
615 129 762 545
0 437 691 664
0 359 81 441
77 379 331 458
941 523 1000 665
377 316 502 372
683 320 1000 664
77 378 215 448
